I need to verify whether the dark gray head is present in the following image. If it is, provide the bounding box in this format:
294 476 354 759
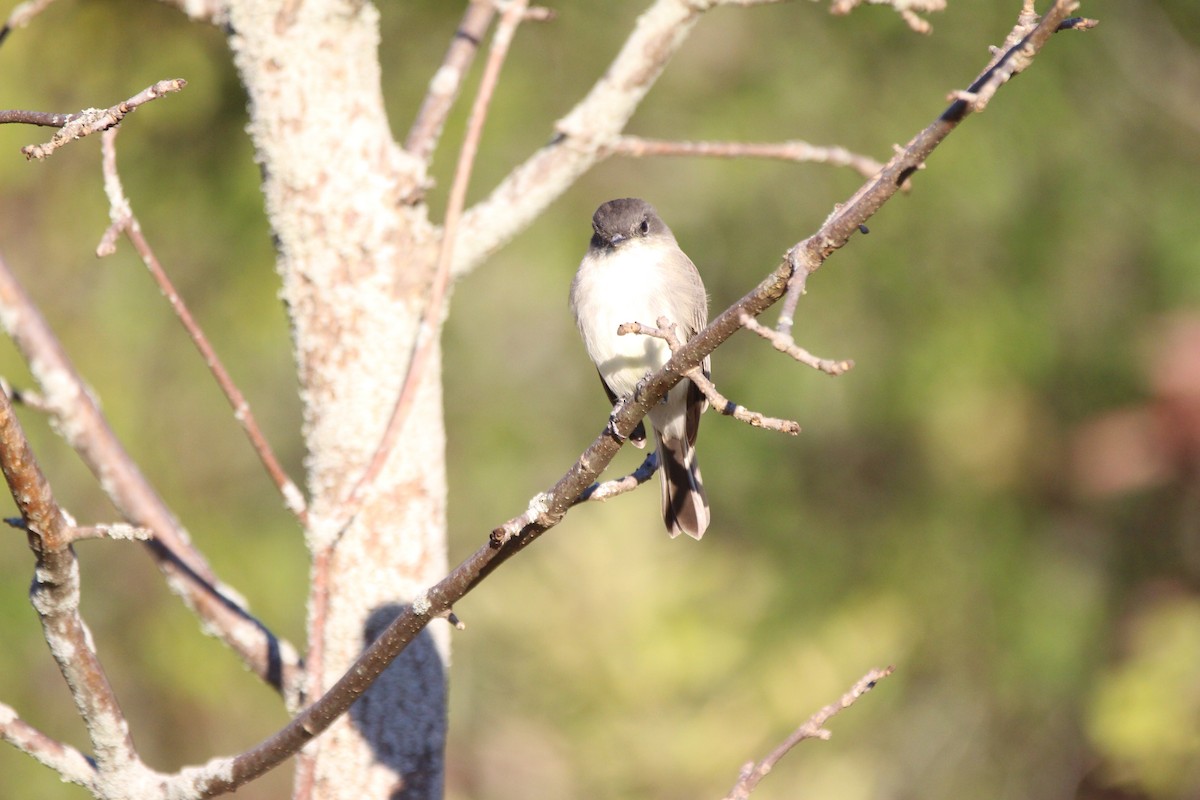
589 198 673 251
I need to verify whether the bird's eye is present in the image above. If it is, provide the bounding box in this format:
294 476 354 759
639 218 650 235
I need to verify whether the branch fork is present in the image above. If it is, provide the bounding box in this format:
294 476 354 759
621 316 803 435
5 78 188 160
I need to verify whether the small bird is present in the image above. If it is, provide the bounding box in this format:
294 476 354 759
569 198 711 539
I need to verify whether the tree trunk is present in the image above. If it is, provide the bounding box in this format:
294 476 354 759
225 0 448 797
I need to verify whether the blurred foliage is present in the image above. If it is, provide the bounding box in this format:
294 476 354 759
1 1 1199 799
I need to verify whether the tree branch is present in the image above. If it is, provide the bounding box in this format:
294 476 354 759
342 0 533 527
0 248 304 706
0 388 154 782
403 0 497 167
96 128 307 521
0 0 58 47
0 79 187 160
453 0 784 278
828 0 946 34
0 703 97 790
741 313 854 375
779 0 1087 323
618 318 801 434
575 452 659 503
606 135 886 179
724 666 895 799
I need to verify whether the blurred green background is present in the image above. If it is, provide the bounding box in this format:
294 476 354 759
2 1 1199 798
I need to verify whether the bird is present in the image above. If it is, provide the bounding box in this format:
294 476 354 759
569 198 711 539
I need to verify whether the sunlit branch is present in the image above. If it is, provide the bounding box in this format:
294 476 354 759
0 79 187 160
0 249 304 706
607 135 885 180
98 129 308 521
724 667 895 799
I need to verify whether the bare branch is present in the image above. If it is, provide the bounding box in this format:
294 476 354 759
0 248 304 705
951 11 1098 111
741 313 854 375
0 378 50 412
153 0 227 24
8 79 186 160
688 367 800 434
404 1 497 165
619 318 801 434
343 0 532 519
70 523 155 541
782 0 1083 308
828 0 946 34
0 0 58 47
4 517 154 541
0 388 147 778
453 0 753 278
97 129 308 521
607 135 886 179
724 667 895 800
575 452 659 503
0 703 97 790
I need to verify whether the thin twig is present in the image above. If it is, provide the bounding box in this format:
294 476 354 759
608 135 885 180
741 313 854 375
0 703 97 790
724 667 895 800
0 0 58 47
98 129 308 521
3 517 153 541
0 378 50 412
70 523 155 541
949 6 1097 112
575 452 659 503
342 0 531 518
7 79 186 160
688 367 800 434
454 0 780 279
619 318 801 435
828 0 945 34
404 1 497 165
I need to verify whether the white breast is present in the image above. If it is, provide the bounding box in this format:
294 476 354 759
570 242 681 399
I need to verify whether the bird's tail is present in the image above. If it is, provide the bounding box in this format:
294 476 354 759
657 436 710 539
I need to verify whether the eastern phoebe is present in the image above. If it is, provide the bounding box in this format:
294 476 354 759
569 198 711 539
